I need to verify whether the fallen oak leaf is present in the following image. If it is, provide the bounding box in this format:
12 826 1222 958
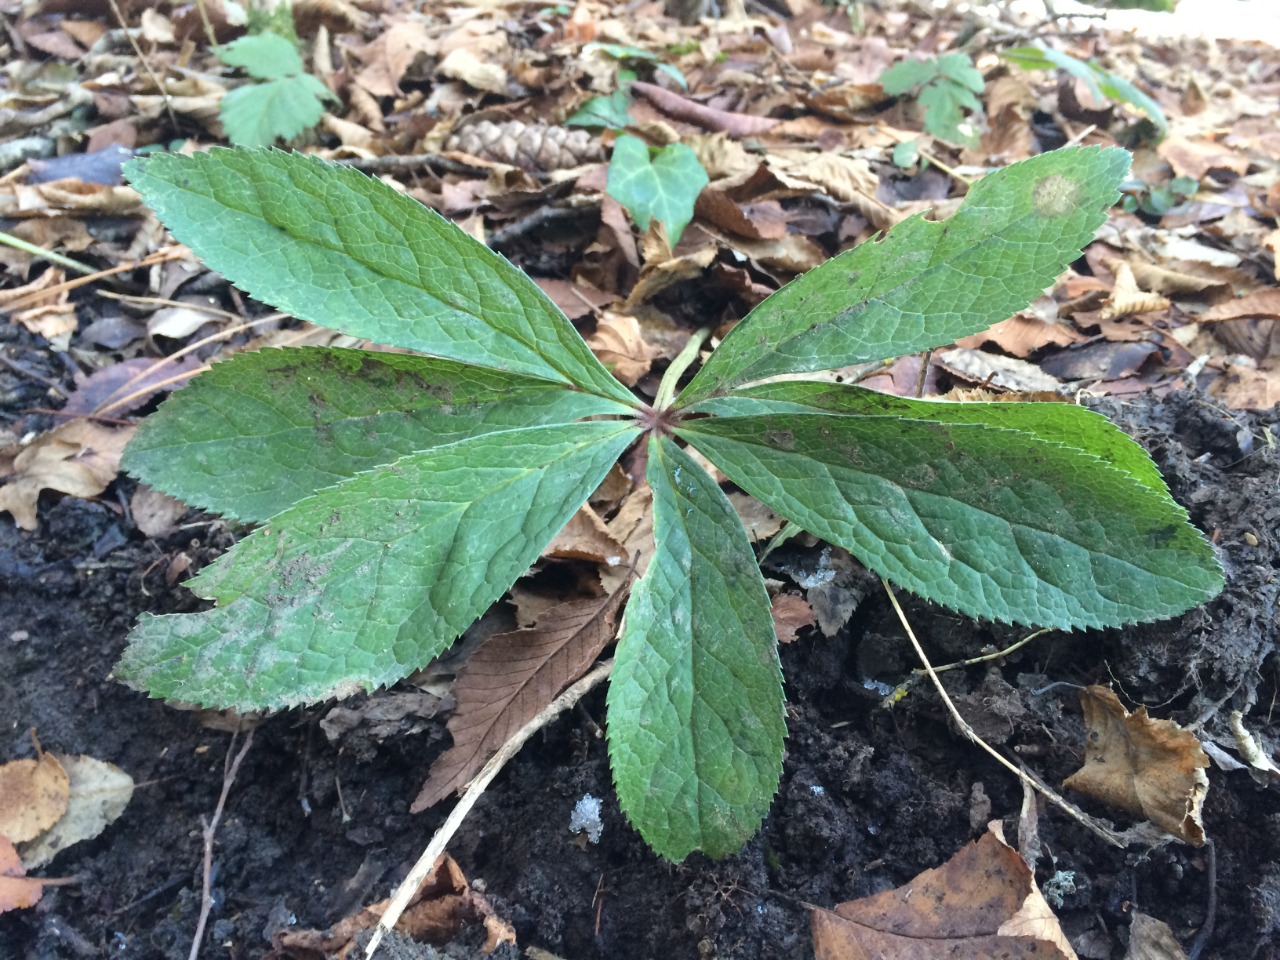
1063 685 1208 845
410 583 630 813
812 822 1077 959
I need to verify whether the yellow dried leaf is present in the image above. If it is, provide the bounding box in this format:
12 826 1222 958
0 754 70 843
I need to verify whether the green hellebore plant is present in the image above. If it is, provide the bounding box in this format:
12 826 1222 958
117 146 1222 861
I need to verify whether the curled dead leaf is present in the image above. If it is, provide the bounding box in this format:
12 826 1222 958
812 822 1077 959
585 313 654 386
0 420 135 531
1064 686 1208 845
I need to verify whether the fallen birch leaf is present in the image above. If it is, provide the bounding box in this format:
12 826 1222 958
812 823 1076 959
1064 686 1208 845
0 837 47 914
0 420 135 531
411 585 629 812
0 753 70 844
18 754 135 869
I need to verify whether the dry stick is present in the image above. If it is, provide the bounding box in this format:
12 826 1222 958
365 658 615 959
3 246 187 313
92 314 285 418
879 578 1126 848
107 0 178 131
189 730 256 960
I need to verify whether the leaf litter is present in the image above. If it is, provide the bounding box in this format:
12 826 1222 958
0 0 1278 956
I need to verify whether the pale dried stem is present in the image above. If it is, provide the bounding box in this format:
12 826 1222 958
189 729 255 960
365 658 616 959
880 578 1125 848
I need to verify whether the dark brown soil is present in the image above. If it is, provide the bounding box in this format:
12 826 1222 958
2 389 1277 960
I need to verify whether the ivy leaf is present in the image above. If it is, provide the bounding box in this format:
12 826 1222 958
679 414 1222 630
607 436 785 860
122 348 632 523
116 423 640 710
606 135 709 245
686 381 1169 493
676 146 1130 406
124 150 637 407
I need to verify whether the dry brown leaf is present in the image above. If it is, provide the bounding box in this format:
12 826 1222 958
1207 361 1280 410
812 823 1076 960
1064 686 1209 845
1201 288 1280 323
545 503 625 565
625 246 717 309
0 836 46 914
728 491 784 542
605 485 656 577
437 47 508 95
934 348 1064 393
1126 911 1189 960
275 853 512 955
1098 262 1172 321
771 593 815 644
130 485 188 538
955 304 1083 357
1157 136 1250 181
17 754 134 870
586 312 654 386
410 587 629 812
0 753 70 844
353 18 438 97
0 420 135 531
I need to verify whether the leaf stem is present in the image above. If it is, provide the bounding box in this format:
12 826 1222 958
0 230 96 275
655 327 710 411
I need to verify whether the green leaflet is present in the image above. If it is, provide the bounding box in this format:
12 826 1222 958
680 414 1222 629
687 381 1168 493
675 146 1130 406
116 423 639 710
124 149 637 407
607 436 785 860
122 348 632 523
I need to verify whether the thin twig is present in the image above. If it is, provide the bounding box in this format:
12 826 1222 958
189 730 255 960
365 659 615 959
2 246 187 313
1186 838 1217 960
914 628 1052 678
880 578 1125 848
107 0 178 130
0 352 67 395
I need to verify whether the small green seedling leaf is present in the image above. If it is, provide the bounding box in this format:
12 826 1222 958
117 423 639 710
607 436 785 860
123 150 637 407
215 34 337 147
568 70 637 130
122 348 632 523
216 33 304 80
679 412 1222 629
676 146 1130 406
1002 45 1167 139
584 42 688 88
606 135 709 245
891 139 920 170
881 52 983 145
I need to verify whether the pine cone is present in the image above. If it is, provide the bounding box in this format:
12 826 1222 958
444 120 603 173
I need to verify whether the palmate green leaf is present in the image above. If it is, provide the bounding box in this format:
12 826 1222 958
686 381 1168 492
675 146 1130 407
607 436 785 861
116 422 640 710
680 414 1222 630
123 150 636 407
122 347 632 523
